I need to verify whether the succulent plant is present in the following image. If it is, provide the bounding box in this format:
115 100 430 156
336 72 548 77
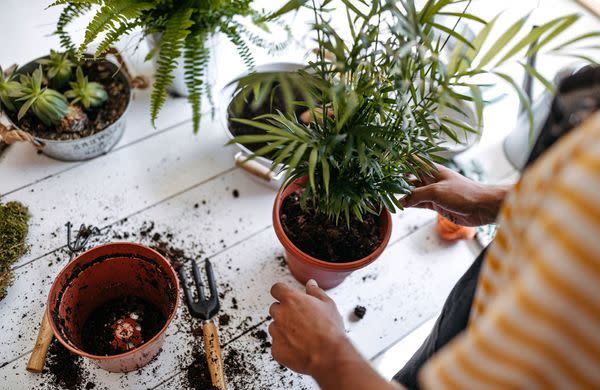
14 67 69 126
37 49 75 89
0 67 21 112
65 67 108 110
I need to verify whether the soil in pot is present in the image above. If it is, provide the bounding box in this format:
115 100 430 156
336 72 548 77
227 77 306 154
81 295 166 356
280 192 382 263
9 59 129 141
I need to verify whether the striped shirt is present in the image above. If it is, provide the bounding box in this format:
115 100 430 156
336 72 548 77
419 111 600 389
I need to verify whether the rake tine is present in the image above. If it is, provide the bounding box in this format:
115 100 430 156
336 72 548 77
191 259 207 301
178 267 195 308
205 260 218 300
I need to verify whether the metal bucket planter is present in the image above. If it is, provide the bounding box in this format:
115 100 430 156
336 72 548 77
4 54 132 161
222 62 305 189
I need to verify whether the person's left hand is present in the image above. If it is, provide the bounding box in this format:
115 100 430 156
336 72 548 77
268 280 347 376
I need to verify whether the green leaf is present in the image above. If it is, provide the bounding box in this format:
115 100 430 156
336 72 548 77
519 62 555 94
494 71 534 139
476 14 529 69
262 0 306 21
308 148 318 191
527 14 579 55
321 157 330 195
496 15 569 67
552 31 600 51
429 22 475 49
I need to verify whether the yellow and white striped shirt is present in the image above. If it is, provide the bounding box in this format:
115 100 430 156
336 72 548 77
420 111 600 389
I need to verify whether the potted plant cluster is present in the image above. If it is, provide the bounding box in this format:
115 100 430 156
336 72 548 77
52 0 296 133
0 50 131 160
231 0 592 288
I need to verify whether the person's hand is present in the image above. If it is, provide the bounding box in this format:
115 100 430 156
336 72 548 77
268 280 348 376
402 163 510 227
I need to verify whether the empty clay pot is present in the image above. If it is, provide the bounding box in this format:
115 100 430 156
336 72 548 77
47 242 179 373
273 177 392 289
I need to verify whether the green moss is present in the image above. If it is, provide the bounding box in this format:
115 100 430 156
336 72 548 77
0 201 29 300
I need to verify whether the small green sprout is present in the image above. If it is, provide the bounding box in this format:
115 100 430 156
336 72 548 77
14 67 69 126
0 67 22 112
65 67 108 110
37 50 74 89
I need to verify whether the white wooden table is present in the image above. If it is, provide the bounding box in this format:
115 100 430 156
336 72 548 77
0 1 596 389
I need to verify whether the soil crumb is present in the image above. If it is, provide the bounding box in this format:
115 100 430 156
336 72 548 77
219 314 231 327
353 305 367 320
232 189 239 198
0 201 29 301
280 192 381 262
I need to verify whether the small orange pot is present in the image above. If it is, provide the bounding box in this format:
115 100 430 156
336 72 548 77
47 242 179 373
273 177 392 289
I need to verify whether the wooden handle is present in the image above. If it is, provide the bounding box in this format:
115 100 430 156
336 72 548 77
202 321 226 390
235 154 274 182
27 309 54 373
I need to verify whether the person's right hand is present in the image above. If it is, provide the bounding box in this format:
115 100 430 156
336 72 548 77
402 163 510 227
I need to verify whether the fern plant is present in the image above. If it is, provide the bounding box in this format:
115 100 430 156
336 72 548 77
50 0 297 132
231 0 597 224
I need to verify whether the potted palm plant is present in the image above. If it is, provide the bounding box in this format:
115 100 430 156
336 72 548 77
51 0 295 133
0 50 131 160
231 0 590 288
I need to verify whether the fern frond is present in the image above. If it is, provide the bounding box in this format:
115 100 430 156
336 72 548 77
232 21 291 53
79 0 154 56
150 8 194 126
221 25 255 68
55 3 92 51
95 21 141 57
183 32 209 133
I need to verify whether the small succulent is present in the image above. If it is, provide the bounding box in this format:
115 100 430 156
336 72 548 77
14 67 69 126
37 50 74 89
0 67 21 111
65 67 108 110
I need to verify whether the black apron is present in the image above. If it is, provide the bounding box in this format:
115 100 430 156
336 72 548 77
393 65 600 389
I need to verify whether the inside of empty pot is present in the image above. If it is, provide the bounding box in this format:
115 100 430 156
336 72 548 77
54 254 176 356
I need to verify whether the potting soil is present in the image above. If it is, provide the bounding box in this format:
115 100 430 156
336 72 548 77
81 296 166 356
280 192 382 262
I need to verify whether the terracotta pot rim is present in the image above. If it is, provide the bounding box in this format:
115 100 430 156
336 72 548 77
273 177 393 271
47 242 180 361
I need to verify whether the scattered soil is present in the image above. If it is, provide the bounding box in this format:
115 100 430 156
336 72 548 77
218 314 231 327
280 192 382 262
353 305 367 320
8 58 130 141
227 77 306 154
81 296 166 356
37 221 306 388
0 201 29 301
45 338 86 389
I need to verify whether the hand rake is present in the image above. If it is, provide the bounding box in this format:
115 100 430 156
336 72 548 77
178 259 226 390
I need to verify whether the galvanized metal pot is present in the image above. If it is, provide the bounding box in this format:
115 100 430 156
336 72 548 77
5 54 131 161
222 62 305 189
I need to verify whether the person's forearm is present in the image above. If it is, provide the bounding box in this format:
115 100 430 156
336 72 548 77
475 183 511 225
311 338 405 390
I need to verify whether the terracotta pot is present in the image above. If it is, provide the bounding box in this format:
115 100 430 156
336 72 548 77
273 177 392 289
47 242 180 373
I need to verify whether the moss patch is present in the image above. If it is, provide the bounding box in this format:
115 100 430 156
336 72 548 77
0 201 29 301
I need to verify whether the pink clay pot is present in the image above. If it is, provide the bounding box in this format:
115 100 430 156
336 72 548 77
47 242 180 373
273 177 392 289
